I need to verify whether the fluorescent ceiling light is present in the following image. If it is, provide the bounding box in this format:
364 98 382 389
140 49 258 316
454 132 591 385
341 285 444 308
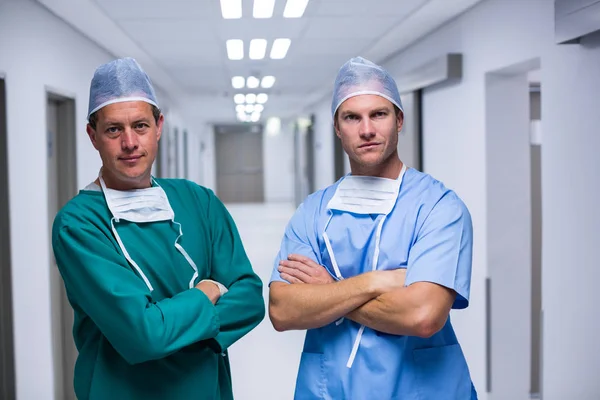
232 76 245 89
235 105 245 113
270 38 291 59
226 39 244 60
237 113 247 122
251 112 261 122
254 104 265 113
249 39 268 60
261 76 276 88
253 0 275 18
234 94 246 104
283 0 309 18
246 93 257 104
256 93 268 104
266 117 281 136
245 104 255 113
247 76 260 89
220 0 242 19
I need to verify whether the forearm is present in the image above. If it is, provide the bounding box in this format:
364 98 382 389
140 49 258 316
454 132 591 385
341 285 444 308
101 288 220 364
269 273 381 331
346 284 453 337
206 274 265 352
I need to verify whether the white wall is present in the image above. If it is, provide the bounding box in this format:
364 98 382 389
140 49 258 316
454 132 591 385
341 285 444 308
263 123 295 202
485 71 532 400
311 99 336 191
0 1 194 398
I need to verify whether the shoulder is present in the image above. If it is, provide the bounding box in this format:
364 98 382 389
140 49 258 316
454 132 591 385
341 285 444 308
155 178 217 204
297 180 341 215
53 190 106 231
403 169 471 227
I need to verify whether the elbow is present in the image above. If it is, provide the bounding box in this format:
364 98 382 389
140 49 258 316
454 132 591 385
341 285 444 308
268 303 291 332
111 324 173 365
412 308 447 339
119 342 163 365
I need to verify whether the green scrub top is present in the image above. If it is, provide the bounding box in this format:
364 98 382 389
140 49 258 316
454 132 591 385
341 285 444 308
52 178 265 400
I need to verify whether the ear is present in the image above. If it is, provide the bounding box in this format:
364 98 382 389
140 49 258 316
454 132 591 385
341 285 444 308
396 110 404 133
86 124 99 150
156 113 164 142
333 119 342 139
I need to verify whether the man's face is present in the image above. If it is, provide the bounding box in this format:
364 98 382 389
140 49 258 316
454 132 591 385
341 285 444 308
86 101 163 190
335 94 403 171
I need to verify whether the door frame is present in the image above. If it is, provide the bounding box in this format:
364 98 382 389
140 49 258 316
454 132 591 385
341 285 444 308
46 89 78 400
0 74 16 400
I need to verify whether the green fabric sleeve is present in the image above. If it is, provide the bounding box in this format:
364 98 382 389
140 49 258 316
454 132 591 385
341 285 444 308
203 190 265 352
52 222 220 365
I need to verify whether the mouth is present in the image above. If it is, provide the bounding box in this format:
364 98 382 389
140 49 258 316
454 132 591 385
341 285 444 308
359 142 380 149
119 155 143 163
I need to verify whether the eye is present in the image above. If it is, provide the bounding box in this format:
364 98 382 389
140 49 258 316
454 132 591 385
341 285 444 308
344 114 359 121
134 123 149 130
373 111 388 118
106 126 120 135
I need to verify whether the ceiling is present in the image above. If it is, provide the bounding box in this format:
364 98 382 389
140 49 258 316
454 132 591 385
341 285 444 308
37 0 483 123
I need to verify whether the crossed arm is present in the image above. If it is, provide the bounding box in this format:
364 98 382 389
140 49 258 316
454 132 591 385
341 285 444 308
269 255 456 337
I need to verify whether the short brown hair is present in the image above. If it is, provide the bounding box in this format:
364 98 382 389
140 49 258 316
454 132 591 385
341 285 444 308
88 103 161 130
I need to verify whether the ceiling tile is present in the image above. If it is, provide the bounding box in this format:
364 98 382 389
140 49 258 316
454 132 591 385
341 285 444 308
292 38 373 55
215 18 309 41
94 0 219 20
314 0 425 17
149 42 225 68
302 16 399 39
116 19 219 43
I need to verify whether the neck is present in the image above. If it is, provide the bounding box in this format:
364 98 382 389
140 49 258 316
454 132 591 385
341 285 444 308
350 155 404 179
97 170 152 191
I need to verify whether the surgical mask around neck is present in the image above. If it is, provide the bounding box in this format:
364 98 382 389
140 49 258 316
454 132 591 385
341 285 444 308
99 175 174 223
327 164 407 215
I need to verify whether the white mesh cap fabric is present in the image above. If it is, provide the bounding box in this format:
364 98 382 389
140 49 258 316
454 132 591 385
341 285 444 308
331 56 403 118
87 57 159 119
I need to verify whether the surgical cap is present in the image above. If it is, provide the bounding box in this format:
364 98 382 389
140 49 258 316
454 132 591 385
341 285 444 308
331 56 403 118
87 57 159 119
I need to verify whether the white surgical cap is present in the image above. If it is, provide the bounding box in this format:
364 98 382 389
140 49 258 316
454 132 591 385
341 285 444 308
87 57 159 119
331 56 403 118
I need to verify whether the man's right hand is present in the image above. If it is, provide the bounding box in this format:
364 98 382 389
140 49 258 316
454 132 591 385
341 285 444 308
195 281 222 305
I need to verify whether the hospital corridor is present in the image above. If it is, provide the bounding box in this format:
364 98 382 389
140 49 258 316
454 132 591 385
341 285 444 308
1 0 600 399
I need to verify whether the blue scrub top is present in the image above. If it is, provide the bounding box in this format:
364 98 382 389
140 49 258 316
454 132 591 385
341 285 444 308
270 168 478 400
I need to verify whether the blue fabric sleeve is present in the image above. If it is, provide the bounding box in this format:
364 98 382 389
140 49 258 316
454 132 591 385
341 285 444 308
404 193 473 309
269 201 321 285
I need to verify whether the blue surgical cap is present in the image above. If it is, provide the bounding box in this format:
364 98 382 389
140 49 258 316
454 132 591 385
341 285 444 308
331 57 403 118
87 57 159 119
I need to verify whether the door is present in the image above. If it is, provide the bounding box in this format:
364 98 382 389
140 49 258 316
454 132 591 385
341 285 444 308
215 124 264 203
398 90 423 171
0 76 16 400
529 83 543 399
47 93 78 400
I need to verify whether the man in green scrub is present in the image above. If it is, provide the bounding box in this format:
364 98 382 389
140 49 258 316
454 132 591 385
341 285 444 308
52 57 265 399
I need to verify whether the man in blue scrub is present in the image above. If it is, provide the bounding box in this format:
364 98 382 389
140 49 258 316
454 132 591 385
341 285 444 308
269 57 477 399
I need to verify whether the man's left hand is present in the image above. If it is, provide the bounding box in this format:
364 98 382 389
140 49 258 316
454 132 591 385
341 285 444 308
278 254 336 285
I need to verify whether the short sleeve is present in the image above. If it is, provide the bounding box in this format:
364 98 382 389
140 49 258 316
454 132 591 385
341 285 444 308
404 194 473 309
270 201 320 285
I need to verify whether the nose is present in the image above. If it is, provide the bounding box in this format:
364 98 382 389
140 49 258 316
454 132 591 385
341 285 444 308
358 118 376 140
121 127 139 151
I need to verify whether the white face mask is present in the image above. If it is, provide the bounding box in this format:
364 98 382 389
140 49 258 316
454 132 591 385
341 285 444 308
100 177 174 224
327 164 407 215
98 171 198 292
